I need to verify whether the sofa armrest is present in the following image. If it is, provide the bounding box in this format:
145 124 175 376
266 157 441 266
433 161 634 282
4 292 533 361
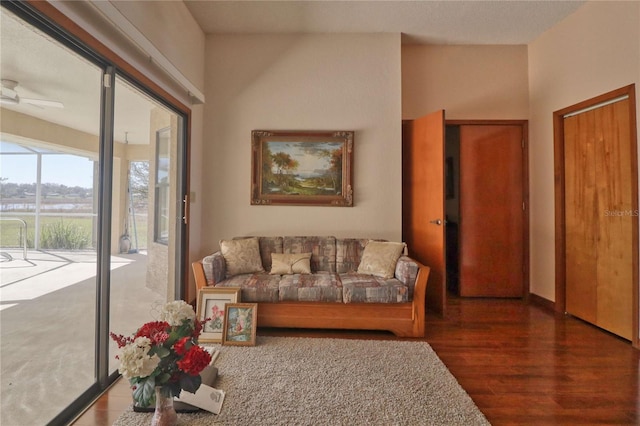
395 255 420 299
201 251 226 284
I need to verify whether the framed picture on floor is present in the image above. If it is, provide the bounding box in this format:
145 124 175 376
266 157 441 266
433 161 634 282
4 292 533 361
222 303 258 346
196 287 241 343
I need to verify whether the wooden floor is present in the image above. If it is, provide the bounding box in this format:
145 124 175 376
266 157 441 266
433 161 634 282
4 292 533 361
72 297 639 425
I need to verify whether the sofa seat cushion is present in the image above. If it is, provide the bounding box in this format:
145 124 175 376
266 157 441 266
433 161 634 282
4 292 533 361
340 273 409 303
214 273 280 302
278 272 343 302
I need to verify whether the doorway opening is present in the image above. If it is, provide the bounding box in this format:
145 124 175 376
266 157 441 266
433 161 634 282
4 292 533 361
445 125 461 294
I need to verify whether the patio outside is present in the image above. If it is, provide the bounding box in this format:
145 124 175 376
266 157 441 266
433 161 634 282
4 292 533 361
0 246 164 425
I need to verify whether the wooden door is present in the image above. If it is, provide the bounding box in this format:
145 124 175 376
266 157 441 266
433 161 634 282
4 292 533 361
564 98 635 340
458 125 525 297
402 110 446 315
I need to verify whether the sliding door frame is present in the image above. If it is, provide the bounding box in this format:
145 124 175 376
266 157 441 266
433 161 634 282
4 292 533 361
3 1 193 423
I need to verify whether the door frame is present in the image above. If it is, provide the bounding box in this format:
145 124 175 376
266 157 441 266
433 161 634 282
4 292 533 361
446 119 530 299
553 84 639 348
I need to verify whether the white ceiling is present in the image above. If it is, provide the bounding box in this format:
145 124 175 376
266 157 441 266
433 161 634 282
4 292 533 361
0 7 158 148
184 0 586 45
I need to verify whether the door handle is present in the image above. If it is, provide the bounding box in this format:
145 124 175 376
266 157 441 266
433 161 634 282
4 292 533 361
429 219 442 226
182 194 189 225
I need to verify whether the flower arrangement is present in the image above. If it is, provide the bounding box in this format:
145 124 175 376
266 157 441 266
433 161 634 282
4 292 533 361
110 300 212 407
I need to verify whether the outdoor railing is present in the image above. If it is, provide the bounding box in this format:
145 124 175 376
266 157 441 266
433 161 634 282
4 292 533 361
0 217 27 260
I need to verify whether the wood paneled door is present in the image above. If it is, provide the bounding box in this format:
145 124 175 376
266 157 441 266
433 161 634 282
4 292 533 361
554 85 639 344
457 123 527 297
402 110 446 315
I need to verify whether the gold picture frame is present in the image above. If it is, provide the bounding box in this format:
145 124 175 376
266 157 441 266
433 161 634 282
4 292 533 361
251 130 354 206
196 287 241 343
221 303 258 346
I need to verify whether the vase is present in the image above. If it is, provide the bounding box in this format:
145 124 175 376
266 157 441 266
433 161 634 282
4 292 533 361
151 386 178 426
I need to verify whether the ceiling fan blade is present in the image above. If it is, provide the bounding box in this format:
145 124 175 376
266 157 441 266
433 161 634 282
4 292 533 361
21 98 64 108
0 87 19 104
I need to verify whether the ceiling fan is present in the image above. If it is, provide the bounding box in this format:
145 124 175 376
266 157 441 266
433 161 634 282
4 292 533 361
0 79 64 108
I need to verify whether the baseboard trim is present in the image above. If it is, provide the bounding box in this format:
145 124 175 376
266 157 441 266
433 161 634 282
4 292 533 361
528 293 556 312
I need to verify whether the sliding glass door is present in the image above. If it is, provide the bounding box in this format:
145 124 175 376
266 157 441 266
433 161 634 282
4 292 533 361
0 4 188 425
109 76 185 371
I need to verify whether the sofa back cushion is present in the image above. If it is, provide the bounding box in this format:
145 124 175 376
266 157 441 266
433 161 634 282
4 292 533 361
283 236 336 273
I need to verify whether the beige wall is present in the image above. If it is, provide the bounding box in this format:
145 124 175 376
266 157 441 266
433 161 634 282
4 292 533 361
199 33 402 255
528 1 640 301
401 45 529 120
109 1 205 92
51 1 203 106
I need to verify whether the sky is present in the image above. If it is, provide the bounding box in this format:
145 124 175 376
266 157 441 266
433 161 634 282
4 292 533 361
1 151 95 188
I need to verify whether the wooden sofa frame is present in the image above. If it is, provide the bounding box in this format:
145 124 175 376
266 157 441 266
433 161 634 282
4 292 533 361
192 259 430 337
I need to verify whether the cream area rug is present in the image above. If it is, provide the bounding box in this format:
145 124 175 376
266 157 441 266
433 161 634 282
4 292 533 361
113 336 490 425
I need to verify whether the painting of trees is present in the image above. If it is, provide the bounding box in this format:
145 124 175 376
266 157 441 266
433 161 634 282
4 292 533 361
252 131 353 206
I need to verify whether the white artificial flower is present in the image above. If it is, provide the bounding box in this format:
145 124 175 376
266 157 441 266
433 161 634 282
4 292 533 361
118 337 160 379
160 300 195 326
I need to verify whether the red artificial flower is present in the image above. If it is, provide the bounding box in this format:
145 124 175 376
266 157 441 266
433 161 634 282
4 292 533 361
135 321 170 345
174 336 190 356
110 332 133 348
177 345 212 376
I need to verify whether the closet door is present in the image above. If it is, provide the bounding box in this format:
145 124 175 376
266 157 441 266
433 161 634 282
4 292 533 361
564 98 634 340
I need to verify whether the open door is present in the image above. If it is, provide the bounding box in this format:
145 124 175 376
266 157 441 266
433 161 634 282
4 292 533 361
402 110 446 315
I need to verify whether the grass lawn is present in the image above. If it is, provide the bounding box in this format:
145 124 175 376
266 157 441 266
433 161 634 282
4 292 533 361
0 214 148 249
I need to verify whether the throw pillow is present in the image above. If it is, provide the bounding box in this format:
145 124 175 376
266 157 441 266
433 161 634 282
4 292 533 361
357 241 405 279
220 237 265 276
270 253 312 275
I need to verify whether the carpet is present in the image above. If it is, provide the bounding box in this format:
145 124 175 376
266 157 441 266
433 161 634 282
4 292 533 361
113 336 490 425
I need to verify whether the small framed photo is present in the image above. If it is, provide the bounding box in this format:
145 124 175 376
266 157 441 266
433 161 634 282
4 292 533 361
197 288 241 343
222 303 258 346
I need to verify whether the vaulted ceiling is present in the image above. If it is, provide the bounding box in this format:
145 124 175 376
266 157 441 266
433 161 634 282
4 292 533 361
185 0 585 45
1 1 586 150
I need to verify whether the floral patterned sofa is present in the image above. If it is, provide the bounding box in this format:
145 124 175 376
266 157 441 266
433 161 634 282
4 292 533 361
192 236 430 337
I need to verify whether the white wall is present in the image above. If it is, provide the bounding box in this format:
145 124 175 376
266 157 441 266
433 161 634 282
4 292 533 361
402 45 529 120
528 1 640 301
200 33 402 255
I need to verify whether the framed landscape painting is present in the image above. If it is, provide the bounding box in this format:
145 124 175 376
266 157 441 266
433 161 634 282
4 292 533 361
222 303 258 346
196 287 241 343
251 130 354 206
